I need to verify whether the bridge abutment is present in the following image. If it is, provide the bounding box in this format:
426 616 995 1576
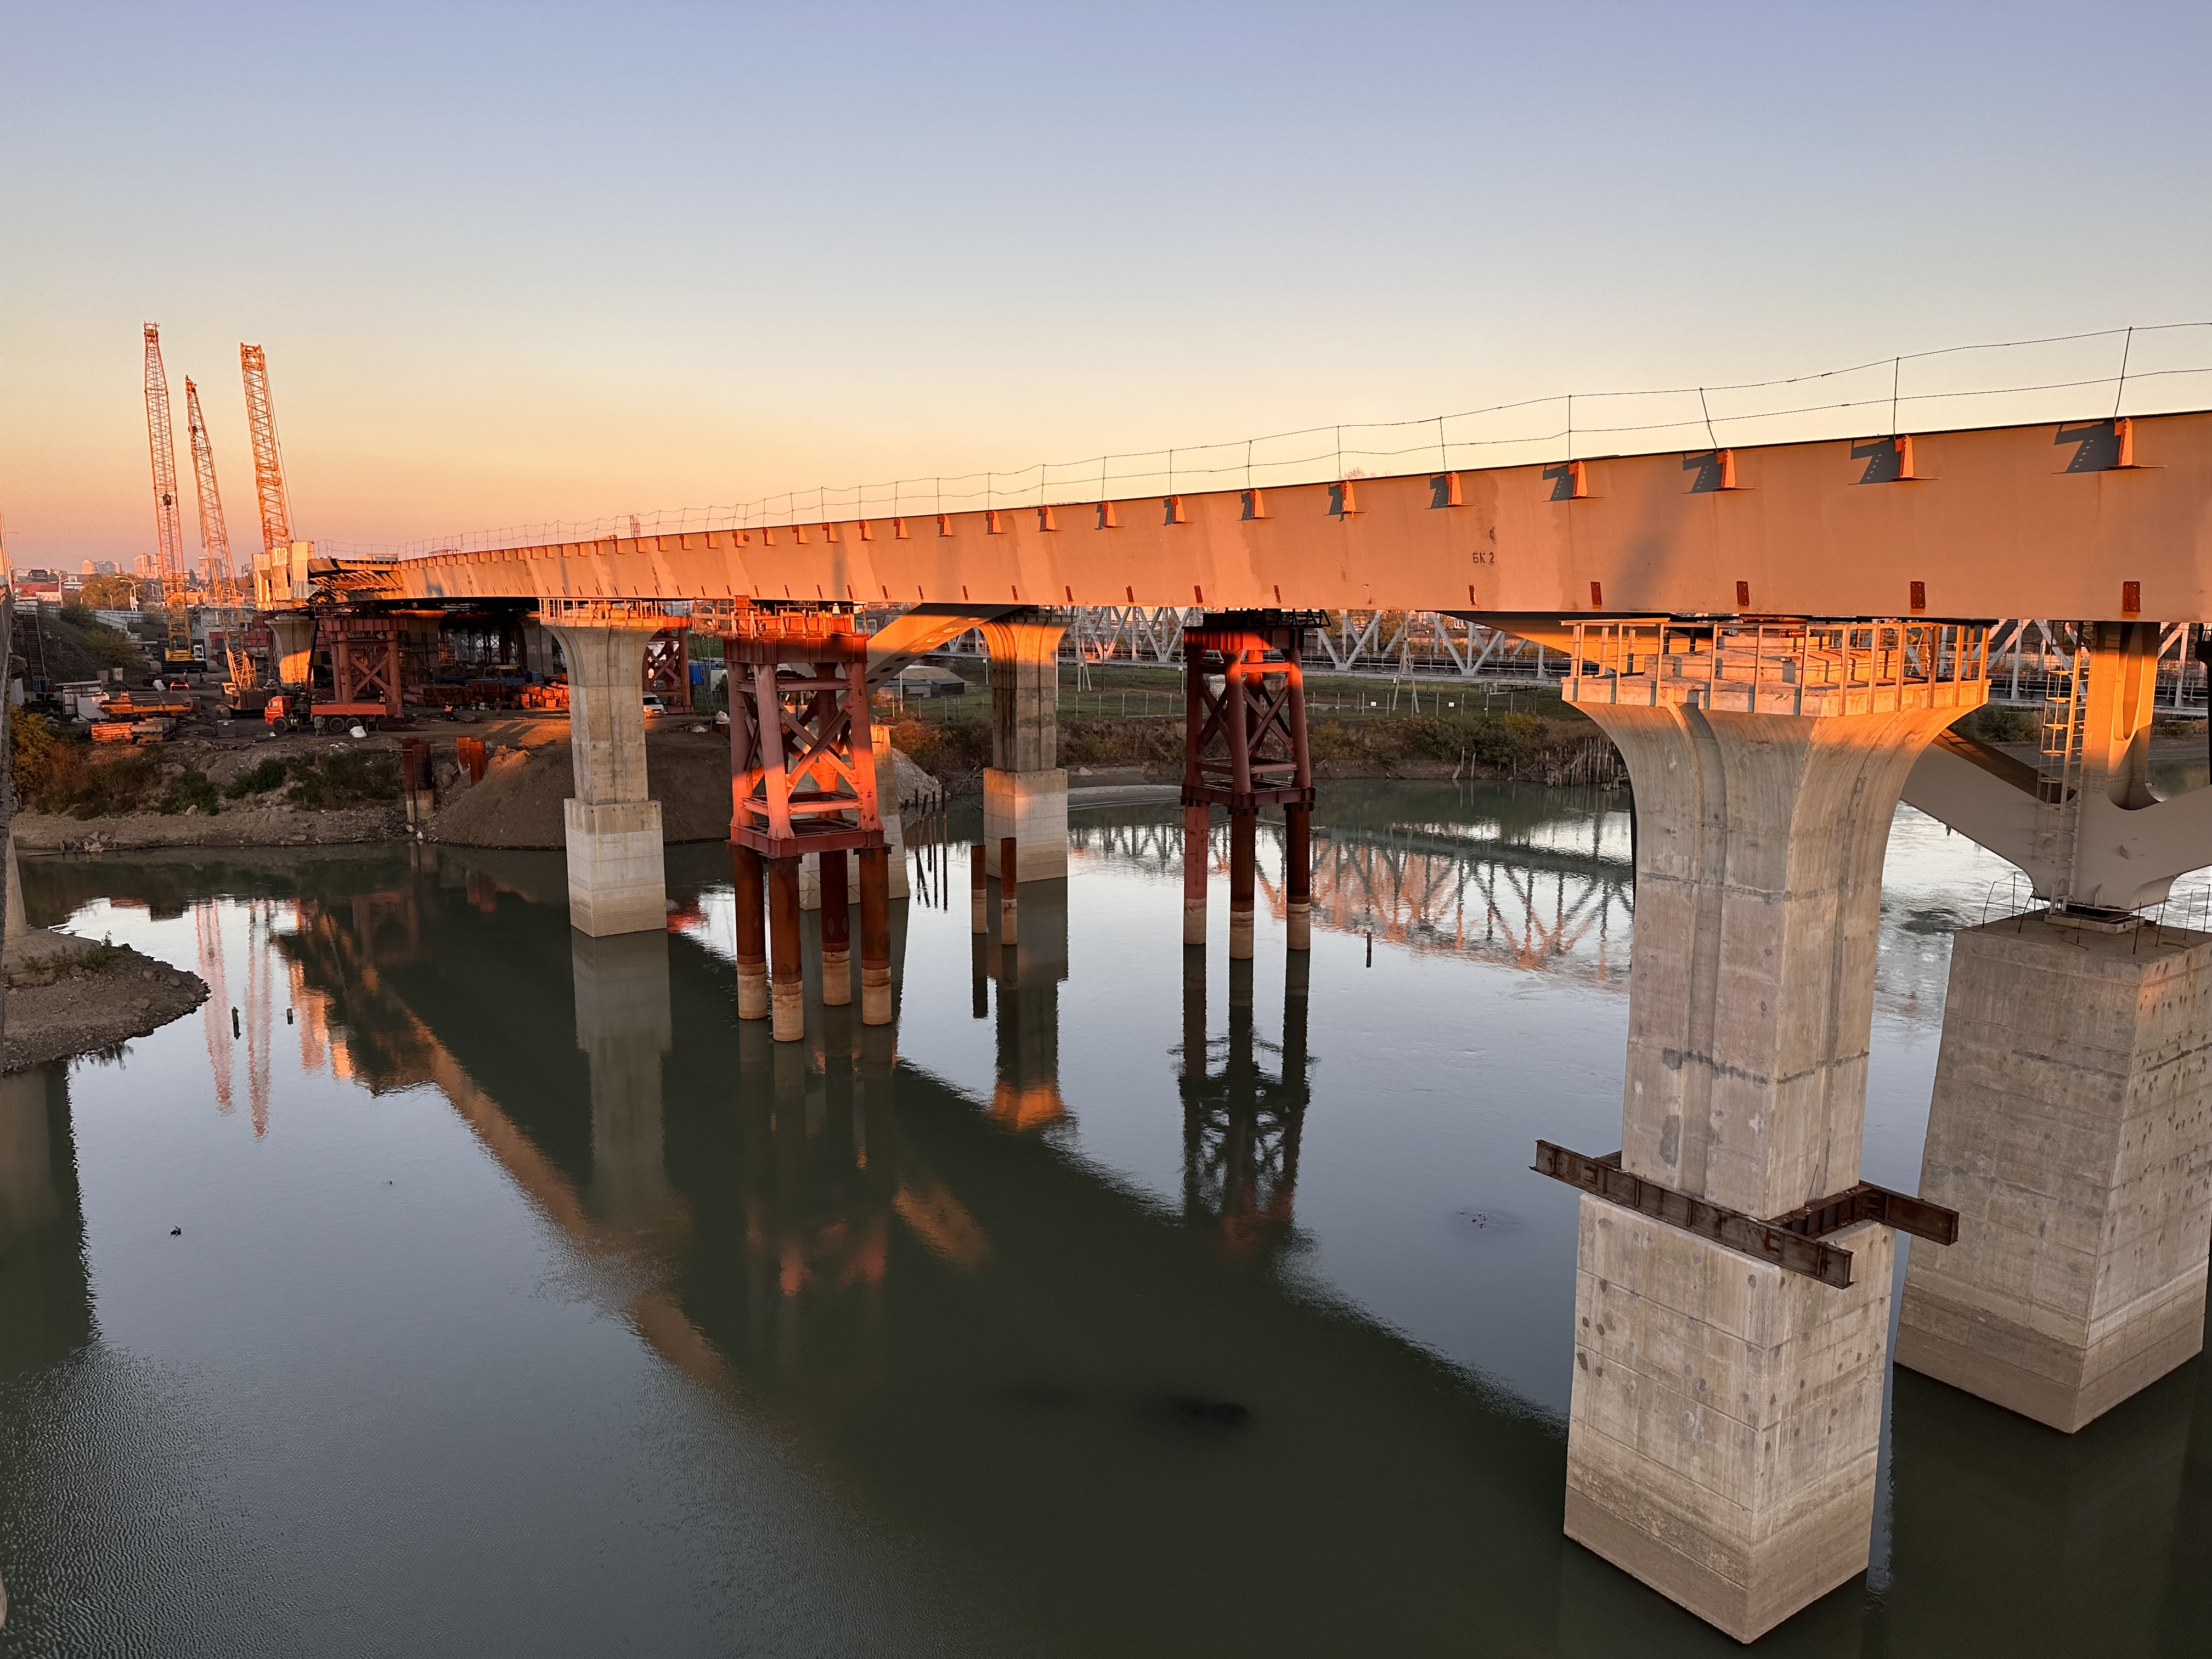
1556 623 1983 1642
546 614 669 938
1898 914 2212 1431
980 614 1068 885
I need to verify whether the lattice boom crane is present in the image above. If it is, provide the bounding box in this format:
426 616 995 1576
239 343 292 564
184 377 238 606
141 323 195 664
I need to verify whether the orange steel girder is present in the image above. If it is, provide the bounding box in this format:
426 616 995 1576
335 412 2212 623
723 612 884 859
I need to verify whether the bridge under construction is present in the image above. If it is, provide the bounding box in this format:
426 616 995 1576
102 390 2212 1641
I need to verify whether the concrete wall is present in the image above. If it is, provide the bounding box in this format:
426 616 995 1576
1899 914 2212 1431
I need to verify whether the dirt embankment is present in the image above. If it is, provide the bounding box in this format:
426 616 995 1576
10 730 410 852
4 928 209 1073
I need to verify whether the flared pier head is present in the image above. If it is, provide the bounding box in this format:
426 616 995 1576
545 603 675 938
979 612 1069 884
1554 619 1985 1643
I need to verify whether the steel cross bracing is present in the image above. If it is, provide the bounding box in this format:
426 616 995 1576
723 612 884 857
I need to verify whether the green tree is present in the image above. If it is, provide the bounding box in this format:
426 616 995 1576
78 574 141 610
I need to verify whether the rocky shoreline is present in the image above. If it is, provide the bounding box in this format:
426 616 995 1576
3 928 210 1074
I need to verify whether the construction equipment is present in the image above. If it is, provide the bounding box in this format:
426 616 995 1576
239 343 292 557
184 377 240 607
140 324 195 665
185 376 259 694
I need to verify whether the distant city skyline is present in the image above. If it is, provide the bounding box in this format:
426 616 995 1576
4 2 2209 568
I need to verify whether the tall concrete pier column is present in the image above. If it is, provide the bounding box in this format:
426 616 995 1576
269 611 317 691
1898 915 2212 1429
980 612 1068 884
545 607 668 937
1554 620 1984 1642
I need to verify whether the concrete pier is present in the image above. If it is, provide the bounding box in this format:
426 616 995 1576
1898 913 2212 1431
858 847 893 1028
268 611 317 690
817 849 852 1007
1558 623 1982 1642
980 613 1068 884
768 855 804 1041
732 844 769 1020
545 612 669 938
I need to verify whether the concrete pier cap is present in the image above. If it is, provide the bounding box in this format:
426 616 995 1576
1554 617 1988 1642
545 601 676 938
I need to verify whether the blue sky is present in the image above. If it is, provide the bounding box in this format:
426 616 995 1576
4 2 2208 562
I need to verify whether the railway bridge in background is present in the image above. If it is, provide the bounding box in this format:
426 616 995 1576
236 409 2212 1641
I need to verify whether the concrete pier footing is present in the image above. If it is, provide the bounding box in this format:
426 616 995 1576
547 618 668 938
1898 913 2212 1431
1562 685 1969 1641
1567 1199 1894 1643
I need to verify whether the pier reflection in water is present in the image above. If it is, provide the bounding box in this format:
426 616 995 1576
0 782 2206 1657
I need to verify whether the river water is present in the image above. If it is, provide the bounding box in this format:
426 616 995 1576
1 781 2207 1656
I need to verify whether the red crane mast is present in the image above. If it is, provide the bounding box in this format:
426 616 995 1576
239 343 293 560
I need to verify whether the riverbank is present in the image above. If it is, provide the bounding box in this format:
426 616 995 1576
3 926 209 1073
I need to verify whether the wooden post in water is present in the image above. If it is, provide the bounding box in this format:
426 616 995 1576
732 843 769 1020
767 855 803 1041
858 846 893 1026
819 848 851 1006
970 842 988 934
1284 803 1312 952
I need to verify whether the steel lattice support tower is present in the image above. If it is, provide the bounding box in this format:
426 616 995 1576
141 324 195 663
239 342 293 558
183 377 238 607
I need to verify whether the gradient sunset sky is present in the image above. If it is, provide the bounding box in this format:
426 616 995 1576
4 2 2209 567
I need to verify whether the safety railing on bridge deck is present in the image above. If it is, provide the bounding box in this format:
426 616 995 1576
1561 619 1990 715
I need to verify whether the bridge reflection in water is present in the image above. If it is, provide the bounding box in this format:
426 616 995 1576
1071 785 1633 986
6 802 2209 1655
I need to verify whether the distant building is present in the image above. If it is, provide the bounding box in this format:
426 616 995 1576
80 559 118 576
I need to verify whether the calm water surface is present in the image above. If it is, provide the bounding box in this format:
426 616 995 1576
1 782 2208 1656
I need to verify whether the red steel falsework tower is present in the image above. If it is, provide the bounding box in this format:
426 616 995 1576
708 604 892 1040
1181 611 1319 959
